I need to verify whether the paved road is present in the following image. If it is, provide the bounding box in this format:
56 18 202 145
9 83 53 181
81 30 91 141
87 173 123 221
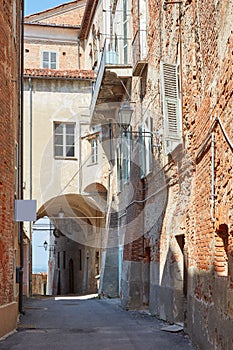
0 296 196 350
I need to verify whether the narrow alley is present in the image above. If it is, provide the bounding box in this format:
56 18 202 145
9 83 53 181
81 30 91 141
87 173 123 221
0 296 195 350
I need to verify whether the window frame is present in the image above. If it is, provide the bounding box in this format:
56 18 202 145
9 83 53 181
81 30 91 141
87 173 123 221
90 138 98 164
116 130 131 192
42 51 58 69
138 115 153 179
54 122 76 159
123 0 128 64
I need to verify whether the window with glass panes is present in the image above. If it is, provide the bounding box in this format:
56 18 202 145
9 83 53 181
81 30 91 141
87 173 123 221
138 115 153 179
54 123 75 158
91 138 98 163
123 0 128 64
42 51 57 69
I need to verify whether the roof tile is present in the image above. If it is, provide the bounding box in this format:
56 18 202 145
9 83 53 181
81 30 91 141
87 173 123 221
24 68 95 80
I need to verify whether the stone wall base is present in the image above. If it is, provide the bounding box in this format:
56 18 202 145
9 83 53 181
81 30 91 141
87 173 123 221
0 302 18 339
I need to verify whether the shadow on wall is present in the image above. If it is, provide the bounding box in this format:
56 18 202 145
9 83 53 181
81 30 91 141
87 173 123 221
186 266 233 350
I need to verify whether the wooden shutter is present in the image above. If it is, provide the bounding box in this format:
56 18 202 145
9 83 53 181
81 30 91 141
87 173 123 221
161 62 181 149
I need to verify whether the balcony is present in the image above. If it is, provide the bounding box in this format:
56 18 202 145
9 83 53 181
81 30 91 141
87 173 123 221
132 30 148 76
90 37 132 125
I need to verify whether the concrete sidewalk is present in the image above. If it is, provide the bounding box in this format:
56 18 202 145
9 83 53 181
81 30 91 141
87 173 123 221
0 296 196 350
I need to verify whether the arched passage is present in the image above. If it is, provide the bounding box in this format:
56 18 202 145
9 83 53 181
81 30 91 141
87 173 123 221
36 193 106 296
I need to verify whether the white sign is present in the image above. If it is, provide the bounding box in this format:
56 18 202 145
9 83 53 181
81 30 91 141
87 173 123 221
14 200 37 222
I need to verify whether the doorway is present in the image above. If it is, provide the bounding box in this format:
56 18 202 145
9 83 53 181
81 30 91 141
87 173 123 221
69 259 74 294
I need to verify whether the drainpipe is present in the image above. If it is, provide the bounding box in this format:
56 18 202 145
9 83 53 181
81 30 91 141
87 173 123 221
78 121 82 193
29 76 33 295
77 36 81 69
211 133 215 222
18 0 24 314
29 78 33 200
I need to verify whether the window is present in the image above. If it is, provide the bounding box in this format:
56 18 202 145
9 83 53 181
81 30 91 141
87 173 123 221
215 225 229 277
139 114 153 178
116 132 131 191
79 249 82 271
54 122 75 158
123 0 128 64
122 132 131 183
91 138 98 164
117 142 122 192
63 251 66 269
161 62 182 153
42 51 57 69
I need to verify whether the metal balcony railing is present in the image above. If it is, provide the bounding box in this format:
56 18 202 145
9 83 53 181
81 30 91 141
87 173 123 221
90 37 132 120
132 30 148 76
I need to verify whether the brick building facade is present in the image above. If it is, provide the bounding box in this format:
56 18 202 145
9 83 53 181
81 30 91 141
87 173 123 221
121 1 233 349
87 0 233 349
0 0 23 339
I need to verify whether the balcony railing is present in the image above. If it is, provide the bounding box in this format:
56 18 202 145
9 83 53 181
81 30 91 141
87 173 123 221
132 30 148 76
90 37 132 120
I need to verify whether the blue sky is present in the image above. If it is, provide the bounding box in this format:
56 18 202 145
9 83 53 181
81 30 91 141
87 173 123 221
32 218 51 273
25 0 73 16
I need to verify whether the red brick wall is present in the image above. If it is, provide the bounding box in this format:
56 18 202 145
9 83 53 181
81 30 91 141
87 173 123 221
0 1 20 307
123 145 145 262
25 2 85 26
122 0 233 347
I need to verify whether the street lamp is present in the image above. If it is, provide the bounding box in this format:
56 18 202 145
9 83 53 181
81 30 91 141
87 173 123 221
118 100 134 132
58 207 65 218
43 240 48 251
43 240 56 254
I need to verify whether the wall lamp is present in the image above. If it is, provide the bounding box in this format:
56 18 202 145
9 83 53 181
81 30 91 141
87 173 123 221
118 100 153 138
43 240 56 254
43 240 48 251
58 207 65 218
118 99 134 132
163 1 182 10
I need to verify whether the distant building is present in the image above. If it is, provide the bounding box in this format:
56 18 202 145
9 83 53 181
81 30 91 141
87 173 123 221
32 273 47 295
23 1 107 297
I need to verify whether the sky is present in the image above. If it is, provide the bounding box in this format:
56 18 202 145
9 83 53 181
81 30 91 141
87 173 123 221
32 217 51 273
25 0 73 16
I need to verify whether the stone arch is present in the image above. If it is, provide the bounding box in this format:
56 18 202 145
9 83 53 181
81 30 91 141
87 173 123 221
84 182 107 208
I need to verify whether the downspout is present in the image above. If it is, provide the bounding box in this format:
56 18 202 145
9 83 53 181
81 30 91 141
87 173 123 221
77 36 81 69
18 0 24 314
178 2 184 140
29 77 33 200
211 133 215 222
29 76 33 295
78 121 82 193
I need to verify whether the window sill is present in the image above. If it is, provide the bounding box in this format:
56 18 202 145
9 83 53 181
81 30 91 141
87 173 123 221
88 162 98 166
54 157 77 161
